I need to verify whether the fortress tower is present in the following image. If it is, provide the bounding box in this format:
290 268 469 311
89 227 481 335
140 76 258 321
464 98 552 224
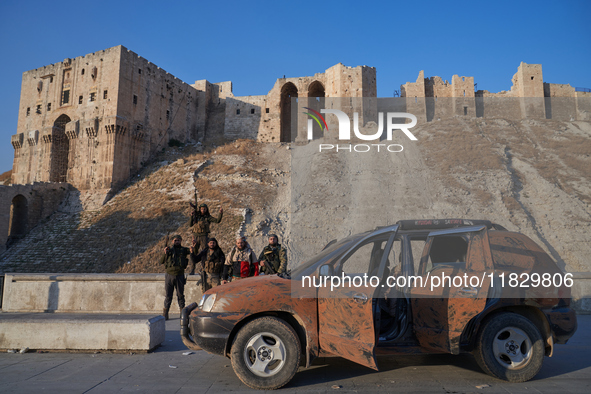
11 46 203 191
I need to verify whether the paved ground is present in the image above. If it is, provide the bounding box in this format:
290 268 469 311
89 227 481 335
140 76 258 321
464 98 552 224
0 315 589 393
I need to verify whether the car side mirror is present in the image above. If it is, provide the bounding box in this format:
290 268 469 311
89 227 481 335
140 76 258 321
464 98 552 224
319 264 333 277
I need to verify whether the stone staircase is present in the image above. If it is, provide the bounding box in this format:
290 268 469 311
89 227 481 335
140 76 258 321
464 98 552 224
0 212 93 273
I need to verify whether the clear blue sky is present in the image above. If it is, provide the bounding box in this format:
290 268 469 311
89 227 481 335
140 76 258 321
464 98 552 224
1 0 589 174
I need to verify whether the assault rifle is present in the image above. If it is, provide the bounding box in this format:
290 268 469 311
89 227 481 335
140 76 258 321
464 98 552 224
164 233 170 252
192 239 206 293
198 259 207 294
189 188 198 212
261 250 277 275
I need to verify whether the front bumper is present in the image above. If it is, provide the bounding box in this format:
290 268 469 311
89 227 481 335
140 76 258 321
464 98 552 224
182 305 247 356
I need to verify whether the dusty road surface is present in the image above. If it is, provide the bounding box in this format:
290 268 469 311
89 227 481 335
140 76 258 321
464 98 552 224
0 315 589 393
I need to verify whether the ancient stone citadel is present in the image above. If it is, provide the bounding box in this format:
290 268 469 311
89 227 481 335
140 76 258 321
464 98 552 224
10 45 591 192
3 45 591 252
10 45 377 192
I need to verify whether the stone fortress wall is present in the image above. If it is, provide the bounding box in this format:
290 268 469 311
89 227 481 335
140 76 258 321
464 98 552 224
401 62 591 121
219 63 377 143
0 183 68 253
11 46 589 199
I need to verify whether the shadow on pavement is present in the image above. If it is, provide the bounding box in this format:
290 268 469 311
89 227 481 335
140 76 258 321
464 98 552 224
288 354 481 388
153 315 189 353
286 315 591 389
533 315 591 380
159 314 591 388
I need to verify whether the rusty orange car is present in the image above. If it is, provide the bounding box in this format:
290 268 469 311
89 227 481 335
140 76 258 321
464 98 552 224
181 219 577 390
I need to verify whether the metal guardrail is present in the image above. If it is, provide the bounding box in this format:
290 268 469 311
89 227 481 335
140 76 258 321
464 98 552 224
575 87 591 92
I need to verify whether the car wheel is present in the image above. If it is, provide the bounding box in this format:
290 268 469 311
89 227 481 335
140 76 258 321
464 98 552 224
474 312 544 382
231 317 301 390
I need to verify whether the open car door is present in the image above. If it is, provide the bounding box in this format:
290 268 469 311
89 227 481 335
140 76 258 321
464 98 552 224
317 226 398 370
410 226 493 354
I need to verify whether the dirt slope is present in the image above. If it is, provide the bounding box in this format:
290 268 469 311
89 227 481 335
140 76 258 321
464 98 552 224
0 169 11 185
287 117 591 273
0 140 285 273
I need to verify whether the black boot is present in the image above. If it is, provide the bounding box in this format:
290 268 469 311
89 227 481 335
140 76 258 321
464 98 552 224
163 308 169 321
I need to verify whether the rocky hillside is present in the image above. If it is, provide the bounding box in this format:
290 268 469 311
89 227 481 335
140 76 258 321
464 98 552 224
0 140 289 273
0 170 11 186
1 117 590 274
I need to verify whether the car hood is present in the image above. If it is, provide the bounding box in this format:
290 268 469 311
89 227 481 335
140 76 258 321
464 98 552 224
208 275 314 314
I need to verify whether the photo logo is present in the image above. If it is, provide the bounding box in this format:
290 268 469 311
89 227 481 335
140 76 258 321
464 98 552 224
306 109 418 153
303 107 329 140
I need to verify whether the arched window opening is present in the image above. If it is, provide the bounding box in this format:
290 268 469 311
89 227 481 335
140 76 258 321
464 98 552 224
280 82 298 142
51 114 71 182
7 194 28 248
307 81 326 139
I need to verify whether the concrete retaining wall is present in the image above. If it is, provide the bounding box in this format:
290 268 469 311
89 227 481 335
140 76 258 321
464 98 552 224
1 273 203 313
1 272 590 313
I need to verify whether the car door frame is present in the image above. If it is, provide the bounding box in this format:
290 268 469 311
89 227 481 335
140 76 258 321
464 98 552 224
410 225 493 354
317 225 398 370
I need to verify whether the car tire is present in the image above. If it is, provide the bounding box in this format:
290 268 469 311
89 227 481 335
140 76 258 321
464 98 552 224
474 312 544 383
231 316 301 390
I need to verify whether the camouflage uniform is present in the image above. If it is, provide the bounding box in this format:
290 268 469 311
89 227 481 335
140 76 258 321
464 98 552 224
160 242 191 315
190 203 223 253
193 239 225 291
258 244 287 274
223 244 257 282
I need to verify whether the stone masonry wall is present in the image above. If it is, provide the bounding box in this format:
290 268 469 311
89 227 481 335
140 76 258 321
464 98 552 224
224 96 267 140
11 46 204 193
0 183 69 255
12 47 122 188
544 83 577 121
576 91 591 121
222 63 377 143
402 62 586 121
110 47 201 189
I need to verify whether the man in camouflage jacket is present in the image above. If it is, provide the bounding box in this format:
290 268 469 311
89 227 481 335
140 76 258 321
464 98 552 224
160 235 191 320
190 203 223 254
258 234 287 275
193 237 225 291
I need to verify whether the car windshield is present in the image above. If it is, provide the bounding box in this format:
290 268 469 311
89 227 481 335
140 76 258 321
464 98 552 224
289 233 367 280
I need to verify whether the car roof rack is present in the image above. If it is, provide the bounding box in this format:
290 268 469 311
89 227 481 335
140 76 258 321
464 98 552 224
396 219 507 231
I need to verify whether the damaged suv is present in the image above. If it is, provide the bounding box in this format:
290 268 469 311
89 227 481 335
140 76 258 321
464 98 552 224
181 219 577 390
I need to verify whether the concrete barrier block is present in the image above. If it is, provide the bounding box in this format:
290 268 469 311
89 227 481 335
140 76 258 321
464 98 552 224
0 313 165 351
